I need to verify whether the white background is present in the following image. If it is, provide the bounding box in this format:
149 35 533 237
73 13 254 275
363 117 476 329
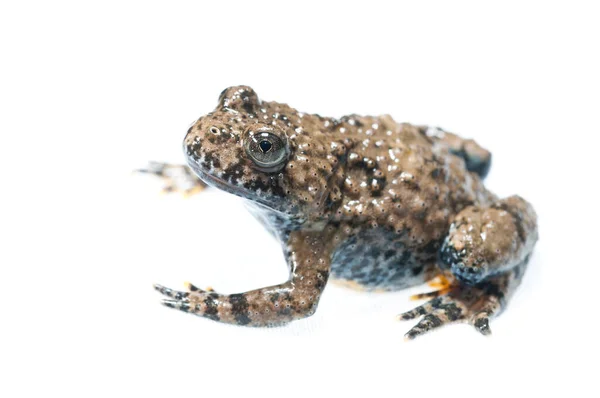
1 1 599 397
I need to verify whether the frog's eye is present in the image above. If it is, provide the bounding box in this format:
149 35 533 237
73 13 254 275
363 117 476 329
245 131 289 172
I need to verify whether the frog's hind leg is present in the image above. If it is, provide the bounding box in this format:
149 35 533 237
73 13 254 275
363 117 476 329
419 126 492 178
399 195 538 339
136 161 206 197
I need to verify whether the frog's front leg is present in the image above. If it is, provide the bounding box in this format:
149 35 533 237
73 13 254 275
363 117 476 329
399 195 538 339
137 161 206 196
154 231 332 326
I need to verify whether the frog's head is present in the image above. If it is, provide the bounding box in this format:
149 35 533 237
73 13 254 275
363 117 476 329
184 86 343 222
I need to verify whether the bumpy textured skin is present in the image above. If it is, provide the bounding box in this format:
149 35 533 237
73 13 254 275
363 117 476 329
152 86 538 339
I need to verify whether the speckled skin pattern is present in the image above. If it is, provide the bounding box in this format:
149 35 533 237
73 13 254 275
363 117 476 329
151 86 538 339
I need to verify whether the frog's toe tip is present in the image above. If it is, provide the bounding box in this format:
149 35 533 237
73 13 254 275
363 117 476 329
160 298 176 308
160 299 191 313
403 331 419 341
396 313 413 321
154 284 190 300
473 317 492 336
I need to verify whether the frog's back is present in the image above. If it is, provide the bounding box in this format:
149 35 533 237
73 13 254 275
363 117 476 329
327 114 493 234
319 114 495 290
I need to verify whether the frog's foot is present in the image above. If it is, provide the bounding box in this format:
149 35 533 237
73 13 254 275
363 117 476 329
153 283 218 317
397 275 510 340
136 162 206 197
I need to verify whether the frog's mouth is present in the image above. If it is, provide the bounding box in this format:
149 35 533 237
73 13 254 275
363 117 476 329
188 161 243 196
187 160 294 219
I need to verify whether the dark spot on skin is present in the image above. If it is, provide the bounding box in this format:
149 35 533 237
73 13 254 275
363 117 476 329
269 293 280 304
173 292 188 300
279 307 292 316
204 294 220 321
411 265 423 276
314 270 330 289
482 281 506 303
424 314 443 327
229 293 251 325
440 302 462 321
384 249 395 260
245 174 286 198
398 251 411 266
212 156 221 169
422 239 440 254
242 101 254 115
466 154 492 179
223 162 245 185
201 152 214 171
187 142 202 157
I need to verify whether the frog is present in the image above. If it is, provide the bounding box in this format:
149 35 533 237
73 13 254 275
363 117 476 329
142 85 538 340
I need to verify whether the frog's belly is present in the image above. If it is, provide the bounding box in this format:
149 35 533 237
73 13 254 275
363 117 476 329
330 228 440 291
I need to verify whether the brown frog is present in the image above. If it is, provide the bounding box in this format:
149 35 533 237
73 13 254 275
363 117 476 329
142 86 538 339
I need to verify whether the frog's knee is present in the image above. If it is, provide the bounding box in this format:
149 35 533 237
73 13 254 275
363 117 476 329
439 197 538 284
439 234 488 285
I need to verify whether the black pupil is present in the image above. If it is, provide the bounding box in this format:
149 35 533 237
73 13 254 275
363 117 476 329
259 140 272 153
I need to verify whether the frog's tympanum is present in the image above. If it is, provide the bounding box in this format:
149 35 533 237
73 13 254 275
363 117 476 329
145 86 538 340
